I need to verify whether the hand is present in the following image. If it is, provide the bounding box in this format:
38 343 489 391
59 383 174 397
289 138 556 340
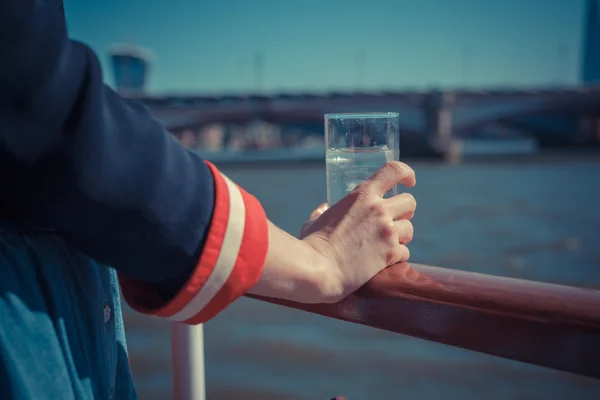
247 161 416 305
300 161 416 303
300 202 329 239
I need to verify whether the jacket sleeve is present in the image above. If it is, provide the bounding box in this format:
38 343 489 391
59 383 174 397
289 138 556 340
0 0 268 324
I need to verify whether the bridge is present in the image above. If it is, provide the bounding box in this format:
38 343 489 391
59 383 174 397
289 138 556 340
138 87 600 157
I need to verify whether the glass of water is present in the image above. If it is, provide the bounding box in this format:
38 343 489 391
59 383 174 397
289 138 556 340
325 112 399 205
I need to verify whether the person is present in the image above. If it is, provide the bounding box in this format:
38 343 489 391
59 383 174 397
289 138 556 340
0 1 416 399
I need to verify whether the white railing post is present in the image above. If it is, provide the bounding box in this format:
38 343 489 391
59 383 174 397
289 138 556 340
171 323 206 400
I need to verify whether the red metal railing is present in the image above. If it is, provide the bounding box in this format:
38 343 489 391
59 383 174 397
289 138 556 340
247 262 600 379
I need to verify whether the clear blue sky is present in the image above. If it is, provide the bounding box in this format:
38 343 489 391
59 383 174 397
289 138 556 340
64 0 588 94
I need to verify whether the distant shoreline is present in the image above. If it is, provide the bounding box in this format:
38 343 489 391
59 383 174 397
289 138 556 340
208 147 600 169
441 147 600 165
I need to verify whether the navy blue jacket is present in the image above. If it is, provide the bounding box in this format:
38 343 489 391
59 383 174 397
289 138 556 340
0 0 269 324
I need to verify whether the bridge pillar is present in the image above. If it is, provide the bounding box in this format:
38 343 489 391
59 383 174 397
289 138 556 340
424 92 458 160
578 115 600 145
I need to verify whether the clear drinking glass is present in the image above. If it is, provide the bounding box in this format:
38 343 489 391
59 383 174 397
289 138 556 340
325 112 400 205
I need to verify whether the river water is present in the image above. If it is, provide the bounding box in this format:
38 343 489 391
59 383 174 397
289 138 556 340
123 157 600 400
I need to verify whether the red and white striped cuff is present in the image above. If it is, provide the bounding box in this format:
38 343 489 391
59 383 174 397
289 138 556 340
120 161 269 324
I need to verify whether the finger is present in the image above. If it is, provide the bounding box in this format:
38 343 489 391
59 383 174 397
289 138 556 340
395 220 414 245
387 244 411 265
385 192 417 220
399 245 411 263
360 161 416 197
309 203 329 219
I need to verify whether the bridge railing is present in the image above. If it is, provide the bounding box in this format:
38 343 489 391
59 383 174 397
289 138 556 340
172 262 600 399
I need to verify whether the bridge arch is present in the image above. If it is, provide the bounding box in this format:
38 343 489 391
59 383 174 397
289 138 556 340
454 93 600 137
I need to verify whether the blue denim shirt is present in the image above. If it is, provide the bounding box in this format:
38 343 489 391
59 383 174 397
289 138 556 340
0 223 137 399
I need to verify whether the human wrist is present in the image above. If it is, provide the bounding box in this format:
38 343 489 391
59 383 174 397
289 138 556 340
247 221 341 304
301 237 344 304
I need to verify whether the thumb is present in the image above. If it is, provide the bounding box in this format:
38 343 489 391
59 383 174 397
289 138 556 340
300 203 329 239
309 203 329 220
